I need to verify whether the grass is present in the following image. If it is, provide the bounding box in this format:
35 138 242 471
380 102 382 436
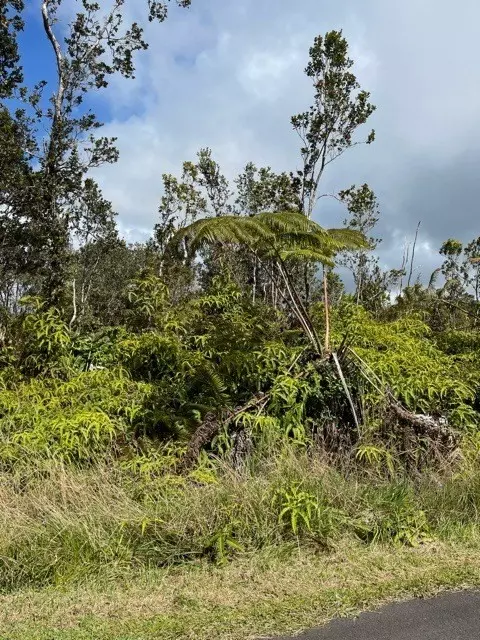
1 542 480 639
1 447 480 639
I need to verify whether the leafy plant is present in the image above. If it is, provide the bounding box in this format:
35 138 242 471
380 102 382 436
355 485 431 547
275 483 318 536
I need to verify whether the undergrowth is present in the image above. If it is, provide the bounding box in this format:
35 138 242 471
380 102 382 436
1 277 480 594
1 446 480 593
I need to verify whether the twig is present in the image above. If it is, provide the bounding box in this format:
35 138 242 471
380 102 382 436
331 351 360 430
407 221 421 288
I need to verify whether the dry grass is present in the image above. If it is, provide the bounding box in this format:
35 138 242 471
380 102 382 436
1 452 480 591
1 452 480 638
1 542 480 639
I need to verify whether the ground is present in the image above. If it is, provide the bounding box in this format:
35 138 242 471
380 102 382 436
1 541 480 640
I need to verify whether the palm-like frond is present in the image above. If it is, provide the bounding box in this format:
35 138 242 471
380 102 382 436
171 211 368 266
278 248 336 265
169 210 369 356
173 215 268 254
326 228 370 251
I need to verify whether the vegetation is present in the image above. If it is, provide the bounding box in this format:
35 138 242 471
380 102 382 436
1 7 480 638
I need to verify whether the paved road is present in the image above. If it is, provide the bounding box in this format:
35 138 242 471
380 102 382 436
275 591 480 639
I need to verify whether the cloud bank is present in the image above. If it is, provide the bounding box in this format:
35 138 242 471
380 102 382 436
92 0 480 282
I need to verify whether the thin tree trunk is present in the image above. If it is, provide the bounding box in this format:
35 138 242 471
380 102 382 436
276 259 322 354
399 243 409 296
323 267 330 353
69 279 77 328
407 221 421 288
41 0 66 175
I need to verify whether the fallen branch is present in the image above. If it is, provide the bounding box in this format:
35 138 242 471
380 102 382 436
180 393 268 472
348 347 459 452
388 402 458 451
180 349 311 471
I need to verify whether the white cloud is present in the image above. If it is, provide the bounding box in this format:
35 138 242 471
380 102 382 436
91 0 480 281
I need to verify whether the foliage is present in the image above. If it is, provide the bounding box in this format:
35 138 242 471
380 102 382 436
276 483 318 535
0 368 152 466
291 30 376 218
2 22 480 600
334 301 480 429
355 484 431 546
0 0 193 307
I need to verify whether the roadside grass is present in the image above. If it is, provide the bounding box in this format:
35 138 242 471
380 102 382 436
1 447 480 639
1 542 480 639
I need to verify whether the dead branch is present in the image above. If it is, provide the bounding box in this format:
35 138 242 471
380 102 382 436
180 393 267 472
387 403 458 451
348 347 459 452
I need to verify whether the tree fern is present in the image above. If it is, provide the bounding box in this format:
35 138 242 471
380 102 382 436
170 211 367 353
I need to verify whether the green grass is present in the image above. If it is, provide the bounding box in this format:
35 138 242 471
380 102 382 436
1 542 480 639
2 447 480 639
2 450 480 589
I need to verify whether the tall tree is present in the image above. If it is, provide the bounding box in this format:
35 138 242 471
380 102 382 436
290 30 376 306
235 163 301 216
0 0 193 308
155 147 230 257
291 30 376 219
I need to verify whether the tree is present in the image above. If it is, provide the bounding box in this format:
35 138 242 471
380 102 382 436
0 0 193 308
439 239 466 301
0 105 40 309
170 211 367 354
0 1 24 99
463 237 480 302
291 31 376 219
290 30 376 307
154 148 232 296
70 239 153 329
156 155 306 302
235 163 301 216
234 163 302 303
339 184 379 299
338 183 399 311
155 148 230 255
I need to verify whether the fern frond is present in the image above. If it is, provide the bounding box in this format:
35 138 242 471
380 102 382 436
278 248 335 266
326 228 370 250
170 211 368 267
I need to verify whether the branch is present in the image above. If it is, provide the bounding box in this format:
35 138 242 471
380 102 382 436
179 393 268 472
407 221 421 288
41 0 66 172
78 0 124 67
179 349 307 471
347 347 458 452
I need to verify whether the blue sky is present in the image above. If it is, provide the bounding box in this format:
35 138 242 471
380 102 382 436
20 0 480 282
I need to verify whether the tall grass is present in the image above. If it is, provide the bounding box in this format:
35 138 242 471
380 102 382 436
1 445 480 593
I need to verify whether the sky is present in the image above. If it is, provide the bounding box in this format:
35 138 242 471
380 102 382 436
22 0 480 283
